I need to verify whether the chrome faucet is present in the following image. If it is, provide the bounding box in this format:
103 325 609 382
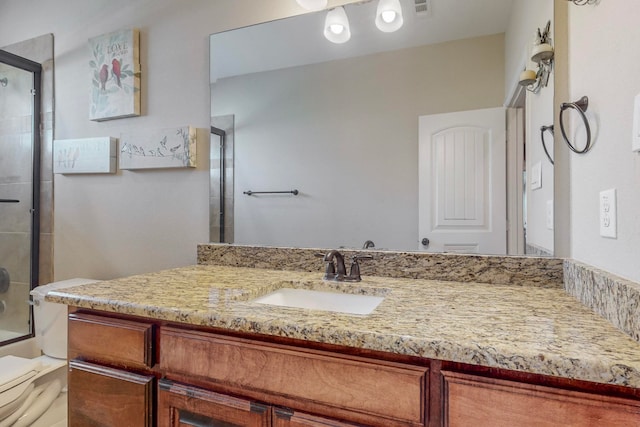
322 250 347 281
362 240 375 249
321 250 372 282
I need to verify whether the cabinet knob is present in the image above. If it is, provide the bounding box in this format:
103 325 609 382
421 238 430 247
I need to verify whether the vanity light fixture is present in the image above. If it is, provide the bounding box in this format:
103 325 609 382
324 6 351 44
295 0 328 11
375 0 404 33
318 0 405 44
519 20 554 93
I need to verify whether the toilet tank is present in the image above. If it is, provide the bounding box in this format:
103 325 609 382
30 278 99 359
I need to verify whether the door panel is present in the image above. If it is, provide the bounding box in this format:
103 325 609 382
419 108 506 254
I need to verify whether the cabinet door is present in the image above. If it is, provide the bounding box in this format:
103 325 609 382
158 379 270 427
272 407 366 427
68 312 155 369
68 359 154 427
442 370 640 427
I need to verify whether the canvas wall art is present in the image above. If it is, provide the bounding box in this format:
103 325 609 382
119 126 197 170
89 29 140 121
53 137 117 174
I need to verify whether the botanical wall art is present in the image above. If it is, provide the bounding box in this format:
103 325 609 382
53 137 117 174
89 28 140 121
119 126 197 170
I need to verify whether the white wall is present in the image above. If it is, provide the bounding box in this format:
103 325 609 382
213 35 505 250
505 0 554 254
0 0 357 280
567 0 640 282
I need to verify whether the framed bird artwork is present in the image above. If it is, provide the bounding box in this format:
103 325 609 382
119 126 197 170
89 28 141 121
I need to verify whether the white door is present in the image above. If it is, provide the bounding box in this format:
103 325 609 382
418 108 506 254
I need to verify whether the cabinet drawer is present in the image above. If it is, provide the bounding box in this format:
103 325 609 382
160 327 427 425
442 370 640 427
69 359 154 427
158 379 270 427
68 312 154 369
273 407 364 427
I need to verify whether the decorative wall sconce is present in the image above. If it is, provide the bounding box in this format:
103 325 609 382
567 0 598 5
519 21 554 93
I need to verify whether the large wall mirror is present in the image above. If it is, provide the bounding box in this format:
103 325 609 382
210 0 555 256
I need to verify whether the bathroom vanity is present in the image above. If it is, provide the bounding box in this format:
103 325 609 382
48 248 640 426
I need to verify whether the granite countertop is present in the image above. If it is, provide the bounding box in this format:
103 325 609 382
47 264 640 388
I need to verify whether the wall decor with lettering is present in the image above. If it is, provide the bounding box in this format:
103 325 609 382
89 28 140 121
53 137 118 174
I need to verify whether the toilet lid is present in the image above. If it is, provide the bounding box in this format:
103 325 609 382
0 356 41 390
0 382 34 420
0 378 35 410
0 371 36 394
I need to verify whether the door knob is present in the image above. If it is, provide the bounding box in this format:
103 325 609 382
421 238 430 247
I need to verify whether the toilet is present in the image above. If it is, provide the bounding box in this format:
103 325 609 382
0 278 98 426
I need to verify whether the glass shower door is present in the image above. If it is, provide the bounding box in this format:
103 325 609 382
0 52 41 344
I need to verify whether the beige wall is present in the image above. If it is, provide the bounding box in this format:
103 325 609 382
213 34 505 250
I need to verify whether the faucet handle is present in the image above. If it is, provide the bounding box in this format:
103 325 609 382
347 255 373 282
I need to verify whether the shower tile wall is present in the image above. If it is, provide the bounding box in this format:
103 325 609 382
0 34 54 337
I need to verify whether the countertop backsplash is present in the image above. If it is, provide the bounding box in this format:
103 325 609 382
197 244 564 288
565 260 640 343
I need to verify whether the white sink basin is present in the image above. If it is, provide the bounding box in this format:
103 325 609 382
252 288 384 315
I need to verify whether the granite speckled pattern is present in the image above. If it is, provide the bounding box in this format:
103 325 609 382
565 260 640 342
197 244 564 288
47 264 640 388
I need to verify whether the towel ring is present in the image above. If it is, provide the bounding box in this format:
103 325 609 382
559 96 592 154
540 125 554 165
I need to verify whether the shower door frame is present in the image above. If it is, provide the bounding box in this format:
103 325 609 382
0 49 42 294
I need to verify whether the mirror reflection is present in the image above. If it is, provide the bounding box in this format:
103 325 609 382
210 0 554 256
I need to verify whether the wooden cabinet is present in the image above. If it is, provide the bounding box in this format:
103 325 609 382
158 379 364 427
158 379 270 427
68 312 155 369
66 309 640 427
441 370 640 427
272 407 364 427
68 360 154 427
159 327 427 427
68 311 156 427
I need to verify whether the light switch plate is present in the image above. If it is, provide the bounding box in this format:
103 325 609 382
531 161 542 190
599 188 617 238
633 94 640 152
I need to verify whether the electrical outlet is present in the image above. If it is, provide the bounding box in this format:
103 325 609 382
633 94 640 152
599 189 617 238
531 161 542 190
546 200 554 230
